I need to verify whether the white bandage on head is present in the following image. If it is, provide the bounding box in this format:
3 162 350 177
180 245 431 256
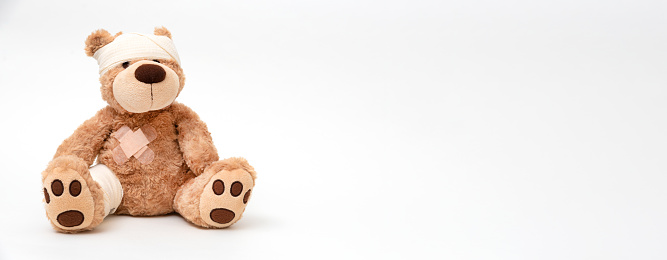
93 33 181 75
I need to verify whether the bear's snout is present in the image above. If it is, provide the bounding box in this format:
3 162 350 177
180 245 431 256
135 64 166 84
112 60 180 113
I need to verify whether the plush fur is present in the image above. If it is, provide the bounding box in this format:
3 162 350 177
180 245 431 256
42 27 256 233
153 26 172 39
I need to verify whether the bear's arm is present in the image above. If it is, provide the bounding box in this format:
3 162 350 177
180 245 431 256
53 106 115 166
172 102 220 175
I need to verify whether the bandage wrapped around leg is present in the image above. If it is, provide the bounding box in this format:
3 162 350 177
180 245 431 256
89 164 123 217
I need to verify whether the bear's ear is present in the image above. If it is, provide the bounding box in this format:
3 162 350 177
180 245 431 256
84 29 121 57
154 26 172 39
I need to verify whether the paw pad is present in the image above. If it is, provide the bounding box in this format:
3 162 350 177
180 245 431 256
230 181 243 197
43 188 50 203
57 210 85 227
199 169 254 227
43 167 96 230
210 208 235 224
243 190 251 204
51 180 64 196
212 180 224 195
70 180 82 197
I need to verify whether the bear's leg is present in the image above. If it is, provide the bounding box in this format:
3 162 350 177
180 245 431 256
174 158 256 228
42 156 123 233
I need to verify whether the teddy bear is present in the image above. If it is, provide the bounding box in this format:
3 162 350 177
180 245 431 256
41 27 256 233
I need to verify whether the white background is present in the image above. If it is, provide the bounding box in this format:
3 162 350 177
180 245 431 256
0 0 665 259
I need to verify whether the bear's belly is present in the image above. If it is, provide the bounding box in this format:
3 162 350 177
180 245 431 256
112 162 195 216
96 122 196 216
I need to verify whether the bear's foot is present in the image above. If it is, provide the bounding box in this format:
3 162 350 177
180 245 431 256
199 167 254 227
174 157 256 228
42 156 106 233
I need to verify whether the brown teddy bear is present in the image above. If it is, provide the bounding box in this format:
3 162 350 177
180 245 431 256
41 27 256 233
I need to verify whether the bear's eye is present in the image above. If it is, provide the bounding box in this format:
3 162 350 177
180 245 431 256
153 59 160 63
122 61 130 68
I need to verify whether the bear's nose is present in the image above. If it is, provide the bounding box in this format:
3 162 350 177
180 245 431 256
134 64 166 84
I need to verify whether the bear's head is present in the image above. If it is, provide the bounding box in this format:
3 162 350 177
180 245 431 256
85 27 185 113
